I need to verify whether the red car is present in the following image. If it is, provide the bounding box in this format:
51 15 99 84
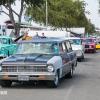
81 38 96 53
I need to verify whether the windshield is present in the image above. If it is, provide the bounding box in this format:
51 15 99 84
15 42 59 55
82 39 93 43
0 38 8 44
69 39 81 45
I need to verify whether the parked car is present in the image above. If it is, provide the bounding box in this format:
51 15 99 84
96 41 100 49
0 38 77 88
81 38 96 53
61 37 85 62
0 36 17 59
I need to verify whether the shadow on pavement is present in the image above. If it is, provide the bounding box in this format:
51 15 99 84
82 57 93 62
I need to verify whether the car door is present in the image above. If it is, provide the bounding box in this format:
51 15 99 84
80 39 85 53
59 42 69 76
66 40 75 69
7 38 16 56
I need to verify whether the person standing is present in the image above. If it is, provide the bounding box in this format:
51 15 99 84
34 32 40 39
22 32 30 40
41 33 46 38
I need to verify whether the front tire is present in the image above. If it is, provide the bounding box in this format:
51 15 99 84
93 49 96 53
78 57 82 62
67 67 73 78
47 70 59 88
0 80 12 87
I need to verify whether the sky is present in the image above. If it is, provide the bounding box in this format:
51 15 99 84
84 0 100 28
0 0 100 28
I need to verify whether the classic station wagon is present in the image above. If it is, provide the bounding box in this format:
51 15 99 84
0 36 17 58
0 38 77 88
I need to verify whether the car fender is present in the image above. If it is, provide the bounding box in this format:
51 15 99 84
47 56 62 78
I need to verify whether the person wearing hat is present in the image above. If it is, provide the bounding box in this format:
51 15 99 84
22 32 30 40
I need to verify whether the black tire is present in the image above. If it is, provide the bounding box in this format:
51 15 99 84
93 49 96 53
75 61 77 67
0 80 12 87
82 54 84 59
47 71 59 88
67 67 73 78
78 57 82 62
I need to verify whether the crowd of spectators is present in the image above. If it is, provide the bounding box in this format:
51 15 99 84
22 32 46 41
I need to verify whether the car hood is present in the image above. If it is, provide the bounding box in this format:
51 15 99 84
1 54 53 65
71 45 82 50
0 44 9 48
82 42 95 45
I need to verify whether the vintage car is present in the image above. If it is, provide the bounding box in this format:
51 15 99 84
0 38 77 88
96 41 100 49
81 38 96 53
61 37 85 62
0 36 17 58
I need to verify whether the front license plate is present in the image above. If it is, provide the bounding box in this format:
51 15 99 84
18 75 29 81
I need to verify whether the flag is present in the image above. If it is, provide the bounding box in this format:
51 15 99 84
24 15 30 22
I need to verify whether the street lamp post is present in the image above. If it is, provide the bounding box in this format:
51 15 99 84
46 0 48 30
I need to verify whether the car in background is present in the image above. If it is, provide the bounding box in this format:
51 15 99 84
0 36 17 59
96 41 100 49
0 38 77 88
81 38 96 53
62 37 85 62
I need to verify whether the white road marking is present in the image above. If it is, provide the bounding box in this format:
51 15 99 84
63 67 83 100
63 85 74 100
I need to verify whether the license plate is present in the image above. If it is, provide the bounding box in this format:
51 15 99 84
18 75 29 81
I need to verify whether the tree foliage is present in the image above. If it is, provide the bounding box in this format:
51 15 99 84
0 0 43 37
25 0 95 33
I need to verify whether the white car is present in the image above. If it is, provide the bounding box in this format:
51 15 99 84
62 37 85 62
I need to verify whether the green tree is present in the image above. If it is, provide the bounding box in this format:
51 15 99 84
25 0 94 33
0 0 43 37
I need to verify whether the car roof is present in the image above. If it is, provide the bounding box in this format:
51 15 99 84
81 38 93 39
61 37 81 40
20 38 67 43
0 36 11 39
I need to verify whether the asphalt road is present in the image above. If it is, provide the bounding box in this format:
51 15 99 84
0 50 100 100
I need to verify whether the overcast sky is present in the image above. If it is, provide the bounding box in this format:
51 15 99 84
84 0 100 28
0 0 100 28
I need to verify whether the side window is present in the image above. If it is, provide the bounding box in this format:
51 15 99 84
3 38 7 44
66 41 72 52
8 39 11 44
59 43 67 54
59 43 63 54
62 42 67 53
10 39 14 44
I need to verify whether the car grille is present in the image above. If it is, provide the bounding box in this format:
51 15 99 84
85 45 89 48
2 66 47 72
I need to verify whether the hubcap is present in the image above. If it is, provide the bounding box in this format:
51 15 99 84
54 73 59 85
71 68 73 76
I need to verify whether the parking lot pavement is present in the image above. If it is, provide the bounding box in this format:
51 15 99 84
0 50 100 100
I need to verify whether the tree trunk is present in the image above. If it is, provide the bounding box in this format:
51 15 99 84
14 24 20 38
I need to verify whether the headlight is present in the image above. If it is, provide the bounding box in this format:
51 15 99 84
47 65 54 72
0 65 2 71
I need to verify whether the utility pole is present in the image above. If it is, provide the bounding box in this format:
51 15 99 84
46 0 48 31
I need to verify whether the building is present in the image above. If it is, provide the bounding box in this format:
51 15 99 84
0 20 45 37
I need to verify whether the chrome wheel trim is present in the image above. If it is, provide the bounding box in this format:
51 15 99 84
54 72 59 85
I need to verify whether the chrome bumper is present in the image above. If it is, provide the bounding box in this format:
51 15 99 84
0 72 55 81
